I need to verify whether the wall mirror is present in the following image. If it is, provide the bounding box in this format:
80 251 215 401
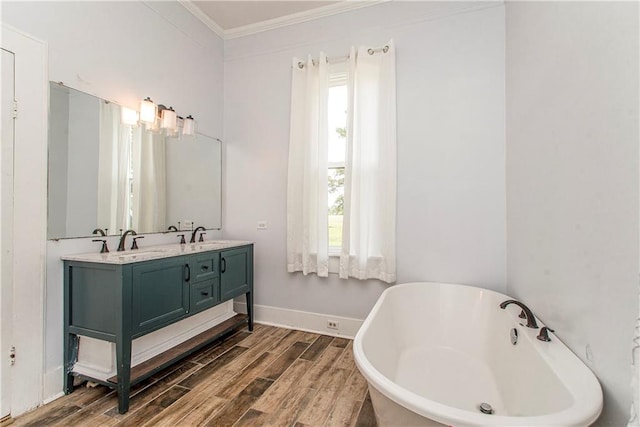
47 82 221 239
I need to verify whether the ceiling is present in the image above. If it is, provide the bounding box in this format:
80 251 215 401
184 0 381 38
191 1 340 31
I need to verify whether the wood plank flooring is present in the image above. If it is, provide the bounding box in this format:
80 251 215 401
12 324 377 427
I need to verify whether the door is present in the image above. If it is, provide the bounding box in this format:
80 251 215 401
0 47 15 419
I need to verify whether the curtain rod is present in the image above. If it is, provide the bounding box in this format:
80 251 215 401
296 44 390 69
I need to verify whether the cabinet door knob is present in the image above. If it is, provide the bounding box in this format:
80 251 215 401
221 258 226 273
202 265 209 270
200 291 209 296
185 265 191 282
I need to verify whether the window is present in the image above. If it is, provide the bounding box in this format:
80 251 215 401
287 42 396 282
328 67 347 253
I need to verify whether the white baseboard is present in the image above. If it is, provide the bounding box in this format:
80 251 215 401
43 366 64 403
234 301 363 339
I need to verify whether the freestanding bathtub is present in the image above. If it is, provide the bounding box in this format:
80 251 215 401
353 282 603 427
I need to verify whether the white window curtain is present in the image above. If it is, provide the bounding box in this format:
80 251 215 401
340 42 396 283
287 53 330 277
97 102 132 233
132 130 167 233
287 41 396 283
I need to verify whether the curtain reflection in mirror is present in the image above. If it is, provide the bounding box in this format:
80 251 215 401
97 101 133 234
97 102 167 234
133 130 166 233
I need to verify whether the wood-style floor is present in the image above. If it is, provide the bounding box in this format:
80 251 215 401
12 324 377 427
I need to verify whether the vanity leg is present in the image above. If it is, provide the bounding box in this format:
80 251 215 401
63 333 78 394
63 267 77 395
115 335 132 414
245 291 254 331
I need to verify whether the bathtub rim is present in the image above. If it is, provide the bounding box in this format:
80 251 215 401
353 281 603 427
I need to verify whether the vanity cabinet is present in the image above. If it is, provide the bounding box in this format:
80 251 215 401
63 243 253 414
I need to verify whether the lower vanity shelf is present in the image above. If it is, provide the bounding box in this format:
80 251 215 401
106 313 248 385
63 243 254 414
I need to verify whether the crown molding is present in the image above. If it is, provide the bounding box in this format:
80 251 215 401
178 0 226 39
180 0 386 40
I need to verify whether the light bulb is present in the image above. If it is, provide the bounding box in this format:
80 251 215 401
140 97 157 123
121 107 139 126
183 115 195 135
161 107 177 131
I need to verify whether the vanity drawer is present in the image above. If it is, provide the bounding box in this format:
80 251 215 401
192 253 218 282
190 278 220 314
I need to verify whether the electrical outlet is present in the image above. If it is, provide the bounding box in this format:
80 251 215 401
257 221 268 230
327 320 339 330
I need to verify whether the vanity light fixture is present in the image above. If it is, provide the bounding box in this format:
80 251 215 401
139 97 194 137
160 106 177 131
183 115 196 135
139 97 157 123
121 107 139 126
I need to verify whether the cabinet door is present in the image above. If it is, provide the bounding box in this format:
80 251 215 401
220 246 251 301
132 257 189 335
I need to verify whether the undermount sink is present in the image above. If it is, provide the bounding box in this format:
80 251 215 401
192 242 226 251
108 249 169 261
196 240 235 245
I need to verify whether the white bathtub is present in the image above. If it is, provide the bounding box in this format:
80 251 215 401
353 282 603 427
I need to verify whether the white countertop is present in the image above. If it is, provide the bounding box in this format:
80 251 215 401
61 240 253 264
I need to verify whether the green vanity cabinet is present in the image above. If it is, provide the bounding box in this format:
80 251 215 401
63 243 253 415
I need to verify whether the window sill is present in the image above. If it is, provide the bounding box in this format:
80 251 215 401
328 253 340 274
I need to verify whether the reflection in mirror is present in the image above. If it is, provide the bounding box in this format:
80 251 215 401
47 82 221 239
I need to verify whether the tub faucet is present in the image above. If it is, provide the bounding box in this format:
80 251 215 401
117 229 137 252
190 226 206 243
499 300 539 329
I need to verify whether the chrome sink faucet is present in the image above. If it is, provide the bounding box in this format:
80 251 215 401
190 226 206 243
117 229 137 252
499 299 539 329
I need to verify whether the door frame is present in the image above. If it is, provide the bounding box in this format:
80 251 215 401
1 45 16 421
1 24 48 417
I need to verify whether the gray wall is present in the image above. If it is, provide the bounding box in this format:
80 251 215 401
223 2 507 319
505 2 639 425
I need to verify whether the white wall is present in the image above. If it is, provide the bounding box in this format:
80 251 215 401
2 0 225 408
223 2 506 320
505 2 639 426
